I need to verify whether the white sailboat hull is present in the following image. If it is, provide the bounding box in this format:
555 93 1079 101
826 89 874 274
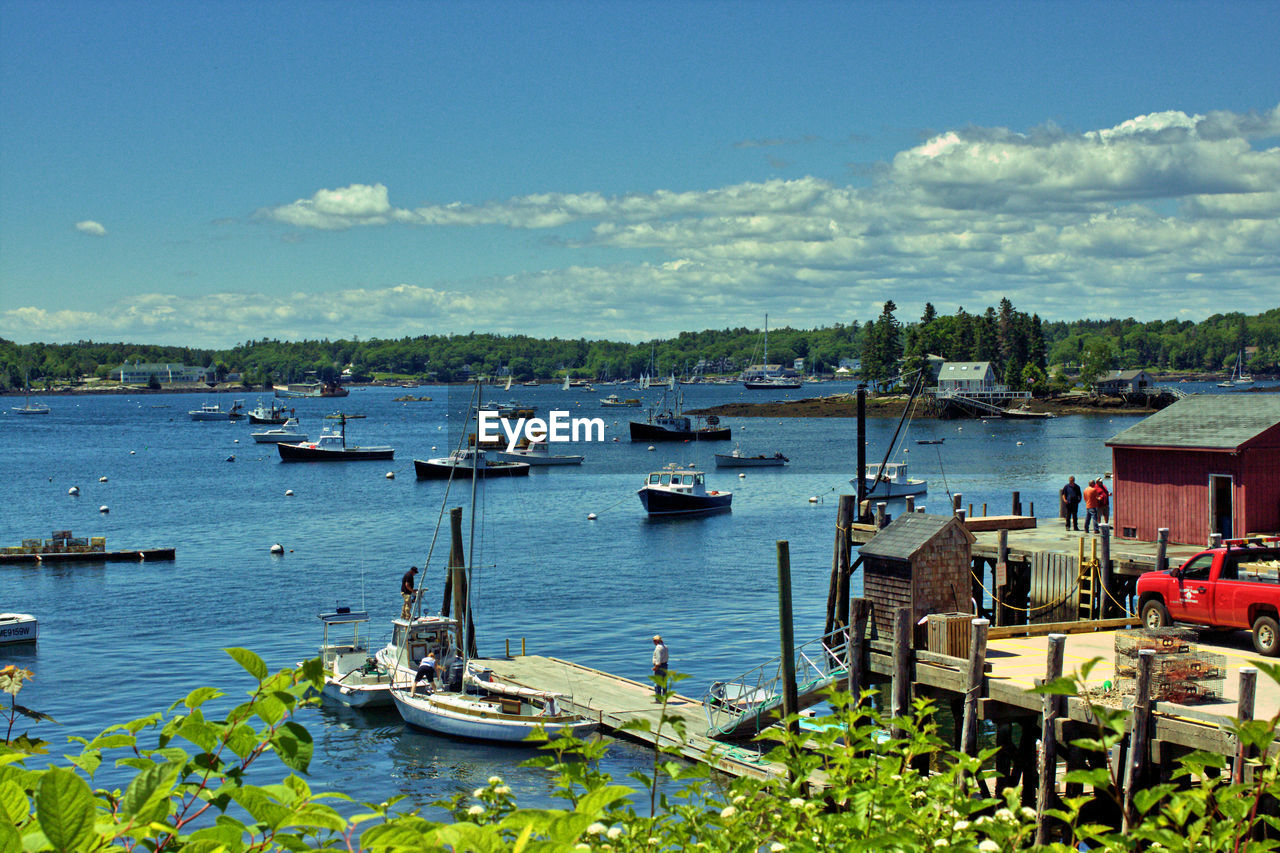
391 690 597 742
321 679 394 708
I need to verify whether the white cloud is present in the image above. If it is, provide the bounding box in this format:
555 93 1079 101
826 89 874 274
8 105 1278 346
75 220 107 236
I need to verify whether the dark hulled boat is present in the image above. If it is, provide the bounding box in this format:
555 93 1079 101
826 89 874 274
277 413 394 461
637 465 732 516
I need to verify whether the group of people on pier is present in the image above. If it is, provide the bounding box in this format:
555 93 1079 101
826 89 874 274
1060 475 1110 533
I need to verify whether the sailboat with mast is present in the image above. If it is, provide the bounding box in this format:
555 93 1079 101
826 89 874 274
12 369 50 415
389 383 598 742
742 314 801 390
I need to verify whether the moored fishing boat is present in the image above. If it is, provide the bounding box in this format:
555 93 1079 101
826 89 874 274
413 448 531 478
275 381 349 399
277 413 393 461
853 461 927 499
713 449 788 468
629 389 730 442
252 417 307 444
600 394 641 407
488 439 584 466
188 402 232 421
637 464 732 515
314 607 393 708
246 398 295 424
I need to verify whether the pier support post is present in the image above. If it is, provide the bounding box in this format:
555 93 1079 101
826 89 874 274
904 495 915 513
1122 649 1155 831
1012 490 1022 516
960 618 990 763
777 541 800 737
995 529 1010 627
1035 634 1067 846
1156 528 1170 572
891 606 913 739
1233 667 1258 784
849 598 871 703
1099 524 1115 618
875 502 887 529
856 386 868 522
825 495 856 637
953 493 963 516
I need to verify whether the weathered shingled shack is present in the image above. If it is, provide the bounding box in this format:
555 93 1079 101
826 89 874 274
859 513 975 643
1106 394 1280 545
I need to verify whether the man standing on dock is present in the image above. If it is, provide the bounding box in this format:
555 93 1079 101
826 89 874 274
652 634 669 701
400 566 418 619
1096 476 1111 526
1083 479 1101 534
1061 476 1082 531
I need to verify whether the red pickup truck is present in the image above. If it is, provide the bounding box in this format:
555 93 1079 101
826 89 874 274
1137 538 1280 655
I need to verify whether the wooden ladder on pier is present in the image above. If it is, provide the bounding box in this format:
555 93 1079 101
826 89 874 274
1076 562 1095 621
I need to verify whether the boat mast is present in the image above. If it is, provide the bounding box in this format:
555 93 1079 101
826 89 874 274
464 381 481 661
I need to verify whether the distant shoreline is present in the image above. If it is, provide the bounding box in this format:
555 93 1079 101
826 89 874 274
688 393 1172 418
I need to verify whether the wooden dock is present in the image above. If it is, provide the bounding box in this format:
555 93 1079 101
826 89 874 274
0 547 176 564
478 654 789 780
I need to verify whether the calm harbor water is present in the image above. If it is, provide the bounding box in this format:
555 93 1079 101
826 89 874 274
2 380 1260 810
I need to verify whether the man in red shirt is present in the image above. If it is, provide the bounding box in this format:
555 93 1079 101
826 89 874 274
1095 477 1111 526
1082 480 1100 534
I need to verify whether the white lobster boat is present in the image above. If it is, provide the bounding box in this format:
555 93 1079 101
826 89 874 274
0 613 38 645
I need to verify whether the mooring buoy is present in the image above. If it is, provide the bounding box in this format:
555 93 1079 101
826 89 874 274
270 543 284 554
587 513 597 521
99 505 110 513
386 471 395 479
68 486 80 496
98 476 108 482
284 489 294 497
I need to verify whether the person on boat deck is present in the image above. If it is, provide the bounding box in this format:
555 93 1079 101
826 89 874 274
412 651 437 696
1060 477 1082 532
652 635 669 701
400 566 418 620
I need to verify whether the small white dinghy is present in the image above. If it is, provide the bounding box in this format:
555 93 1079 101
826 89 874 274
0 613 38 645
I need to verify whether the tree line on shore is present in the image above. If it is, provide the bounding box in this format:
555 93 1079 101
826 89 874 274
1 305 1276 391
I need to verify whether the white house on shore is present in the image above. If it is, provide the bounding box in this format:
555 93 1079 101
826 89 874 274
110 362 215 385
936 361 999 394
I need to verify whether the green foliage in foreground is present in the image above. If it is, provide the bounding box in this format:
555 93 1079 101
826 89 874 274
4 653 1280 851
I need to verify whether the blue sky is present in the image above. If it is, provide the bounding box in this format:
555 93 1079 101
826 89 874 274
2 1 1277 348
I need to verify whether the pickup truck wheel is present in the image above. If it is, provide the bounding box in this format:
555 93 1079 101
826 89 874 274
1141 600 1170 630
1252 616 1280 657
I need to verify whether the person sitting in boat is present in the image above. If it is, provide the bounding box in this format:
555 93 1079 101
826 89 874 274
411 651 437 696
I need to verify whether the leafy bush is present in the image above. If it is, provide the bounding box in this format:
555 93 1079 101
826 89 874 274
3 654 1279 851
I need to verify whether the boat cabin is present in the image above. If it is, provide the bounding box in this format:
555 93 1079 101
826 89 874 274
645 467 709 493
387 614 458 668
317 607 374 678
866 462 912 484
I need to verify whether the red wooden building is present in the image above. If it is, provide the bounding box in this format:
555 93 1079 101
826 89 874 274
1105 394 1280 545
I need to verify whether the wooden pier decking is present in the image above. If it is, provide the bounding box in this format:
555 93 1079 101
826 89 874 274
478 654 790 780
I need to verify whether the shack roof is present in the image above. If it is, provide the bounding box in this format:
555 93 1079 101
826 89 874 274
1106 394 1280 451
859 513 974 561
1100 369 1148 382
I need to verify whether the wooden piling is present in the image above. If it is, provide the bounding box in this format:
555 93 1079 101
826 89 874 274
1035 634 1066 846
1156 528 1169 572
1099 524 1115 618
1029 500 1035 517
849 598 871 702
876 502 887 529
905 495 915 514
1012 490 1022 516
891 606 912 739
1122 649 1154 831
825 494 856 637
953 493 963 515
777 540 800 736
996 529 1010 627
1233 667 1258 784
960 618 990 758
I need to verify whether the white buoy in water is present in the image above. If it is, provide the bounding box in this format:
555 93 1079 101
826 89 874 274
587 513 597 520
739 473 746 478
647 445 655 451
98 476 108 482
284 489 294 496
1016 441 1024 446
68 486 80 496
233 439 239 444
808 496 819 503
612 437 619 442
130 450 136 455
386 471 395 479
99 505 109 513
270 543 284 554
